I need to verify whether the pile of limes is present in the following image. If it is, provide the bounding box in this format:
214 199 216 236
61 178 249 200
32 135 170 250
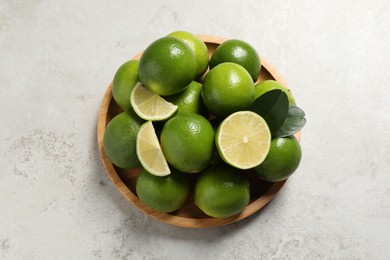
103 31 305 218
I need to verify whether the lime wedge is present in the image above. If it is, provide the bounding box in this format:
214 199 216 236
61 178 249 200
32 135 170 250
136 121 170 176
216 111 271 169
130 82 178 121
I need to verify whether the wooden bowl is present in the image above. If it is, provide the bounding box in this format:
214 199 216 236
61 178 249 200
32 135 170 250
97 35 300 228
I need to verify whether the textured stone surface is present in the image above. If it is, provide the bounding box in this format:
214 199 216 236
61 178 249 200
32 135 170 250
1 0 390 259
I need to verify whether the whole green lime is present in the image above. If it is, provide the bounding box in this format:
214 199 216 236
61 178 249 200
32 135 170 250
164 81 206 115
208 118 223 165
255 80 296 105
202 62 255 117
255 136 302 182
210 39 261 81
138 36 197 96
160 113 215 173
167 31 209 79
136 168 190 213
194 165 250 218
103 111 144 168
112 60 139 111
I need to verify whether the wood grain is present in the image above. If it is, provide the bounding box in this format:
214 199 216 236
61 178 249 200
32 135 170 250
97 35 300 228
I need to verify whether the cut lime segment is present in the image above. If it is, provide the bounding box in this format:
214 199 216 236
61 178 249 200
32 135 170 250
216 111 271 169
130 82 178 121
136 121 170 176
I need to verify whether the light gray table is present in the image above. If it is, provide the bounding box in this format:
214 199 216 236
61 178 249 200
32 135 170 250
1 1 389 259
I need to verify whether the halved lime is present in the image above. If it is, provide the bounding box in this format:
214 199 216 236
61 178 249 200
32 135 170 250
216 111 271 169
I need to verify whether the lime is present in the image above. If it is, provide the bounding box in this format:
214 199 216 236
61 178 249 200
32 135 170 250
209 39 261 81
138 36 197 96
160 113 215 173
255 80 296 105
136 168 189 213
216 111 271 170
136 121 170 176
164 81 206 115
103 111 144 169
130 82 178 121
202 62 255 117
209 118 223 165
112 60 139 111
255 136 301 182
194 165 250 218
167 31 209 79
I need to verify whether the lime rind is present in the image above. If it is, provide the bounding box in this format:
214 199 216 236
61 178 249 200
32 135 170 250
136 121 171 176
112 60 139 111
130 82 178 121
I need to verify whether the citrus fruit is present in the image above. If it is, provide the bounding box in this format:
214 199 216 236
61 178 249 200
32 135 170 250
136 168 190 213
136 121 170 176
194 165 250 218
209 39 261 81
138 36 197 96
255 80 296 105
103 111 144 169
160 113 215 173
208 118 223 165
130 82 178 121
167 31 209 79
112 60 139 111
216 111 271 170
255 136 301 182
202 62 255 117
164 81 206 115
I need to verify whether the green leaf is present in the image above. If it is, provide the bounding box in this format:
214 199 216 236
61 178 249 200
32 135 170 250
273 104 306 138
249 89 289 135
